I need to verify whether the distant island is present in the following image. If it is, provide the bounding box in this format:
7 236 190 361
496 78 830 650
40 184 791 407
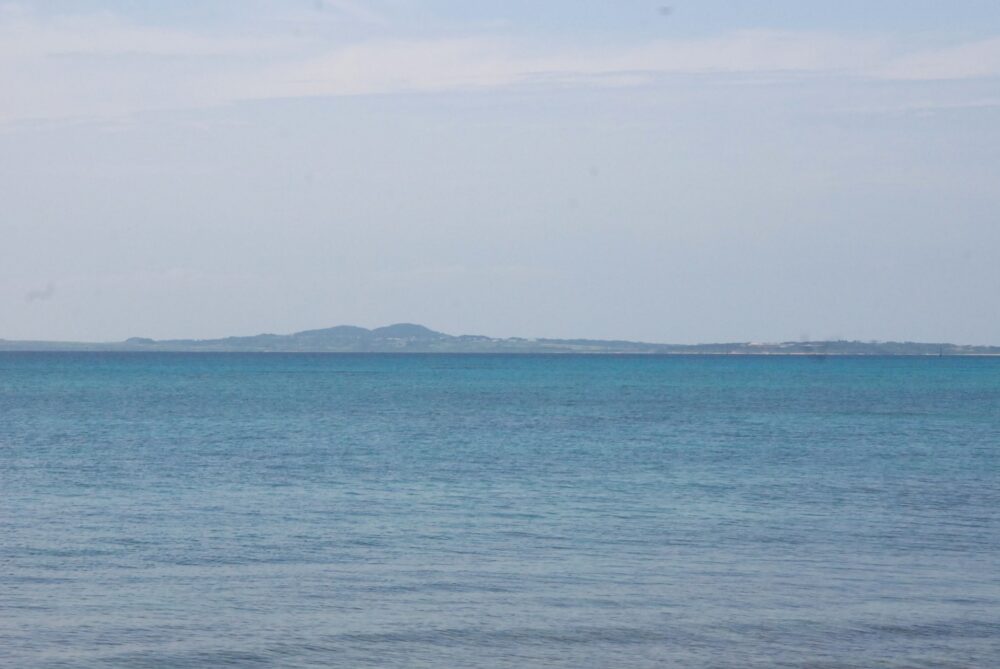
1 323 999 355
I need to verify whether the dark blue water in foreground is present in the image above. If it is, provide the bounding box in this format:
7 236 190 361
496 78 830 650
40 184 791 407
2 353 998 668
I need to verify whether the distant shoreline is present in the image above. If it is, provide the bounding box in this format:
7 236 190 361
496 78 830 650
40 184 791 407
2 323 999 356
3 350 1000 357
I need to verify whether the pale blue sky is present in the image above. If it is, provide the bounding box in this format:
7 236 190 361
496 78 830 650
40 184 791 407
2 1 999 343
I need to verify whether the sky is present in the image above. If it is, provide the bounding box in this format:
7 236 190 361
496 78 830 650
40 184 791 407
2 1 999 344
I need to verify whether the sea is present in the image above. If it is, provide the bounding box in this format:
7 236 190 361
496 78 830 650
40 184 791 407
1 352 998 668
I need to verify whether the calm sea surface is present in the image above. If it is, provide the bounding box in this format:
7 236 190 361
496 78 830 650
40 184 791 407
1 353 998 668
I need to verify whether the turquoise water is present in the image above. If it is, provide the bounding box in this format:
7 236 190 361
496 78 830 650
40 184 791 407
1 353 998 668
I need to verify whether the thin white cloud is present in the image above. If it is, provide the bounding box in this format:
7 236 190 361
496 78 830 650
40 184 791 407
256 30 889 99
1 5 999 123
877 37 1000 80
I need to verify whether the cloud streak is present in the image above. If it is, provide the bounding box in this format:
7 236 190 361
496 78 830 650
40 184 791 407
876 37 1000 80
1 4 999 122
